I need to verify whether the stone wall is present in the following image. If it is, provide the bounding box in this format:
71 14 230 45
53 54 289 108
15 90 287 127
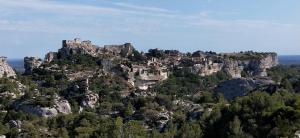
56 38 134 59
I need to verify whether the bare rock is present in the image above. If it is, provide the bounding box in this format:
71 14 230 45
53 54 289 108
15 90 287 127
44 52 57 63
295 130 300 138
9 120 22 132
17 96 71 118
156 109 173 131
224 60 243 78
54 98 72 114
24 57 42 74
215 78 257 100
80 92 99 109
0 56 16 78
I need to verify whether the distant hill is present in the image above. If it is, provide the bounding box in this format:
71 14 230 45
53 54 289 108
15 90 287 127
279 55 300 65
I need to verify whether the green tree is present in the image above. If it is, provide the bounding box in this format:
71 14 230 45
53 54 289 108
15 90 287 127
124 102 134 117
177 122 203 138
109 117 123 138
227 116 245 138
124 120 147 138
57 128 69 138
282 79 294 92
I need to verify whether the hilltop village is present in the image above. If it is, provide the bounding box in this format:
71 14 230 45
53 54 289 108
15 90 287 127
2 38 300 137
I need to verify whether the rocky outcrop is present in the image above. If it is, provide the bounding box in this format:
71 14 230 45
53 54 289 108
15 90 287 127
215 78 256 100
295 130 300 138
80 92 99 109
17 96 72 118
215 77 276 100
172 100 212 120
247 54 278 76
128 108 173 131
9 120 22 132
0 56 16 78
24 57 42 74
190 52 278 78
44 52 57 63
225 52 278 77
54 98 72 115
223 60 243 78
156 109 173 131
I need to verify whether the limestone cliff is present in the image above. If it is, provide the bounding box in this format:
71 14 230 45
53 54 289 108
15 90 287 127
0 56 16 78
225 53 278 77
190 52 278 78
16 96 72 118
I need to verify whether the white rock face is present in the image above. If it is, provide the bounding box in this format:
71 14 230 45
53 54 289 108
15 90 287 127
19 105 58 118
9 120 22 132
191 52 278 78
295 130 300 138
224 60 243 78
0 56 16 78
215 78 257 100
156 110 173 130
18 96 72 118
54 98 72 115
80 92 99 109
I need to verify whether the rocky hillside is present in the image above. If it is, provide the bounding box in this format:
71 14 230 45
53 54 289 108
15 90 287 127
35 38 277 90
4 38 300 138
18 38 279 115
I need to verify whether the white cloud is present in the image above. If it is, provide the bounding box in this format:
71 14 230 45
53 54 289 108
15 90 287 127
0 0 178 17
189 18 300 32
0 0 299 35
0 19 74 33
113 2 174 13
0 0 153 16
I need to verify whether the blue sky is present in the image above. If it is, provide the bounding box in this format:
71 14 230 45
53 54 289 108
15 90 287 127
0 0 299 59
